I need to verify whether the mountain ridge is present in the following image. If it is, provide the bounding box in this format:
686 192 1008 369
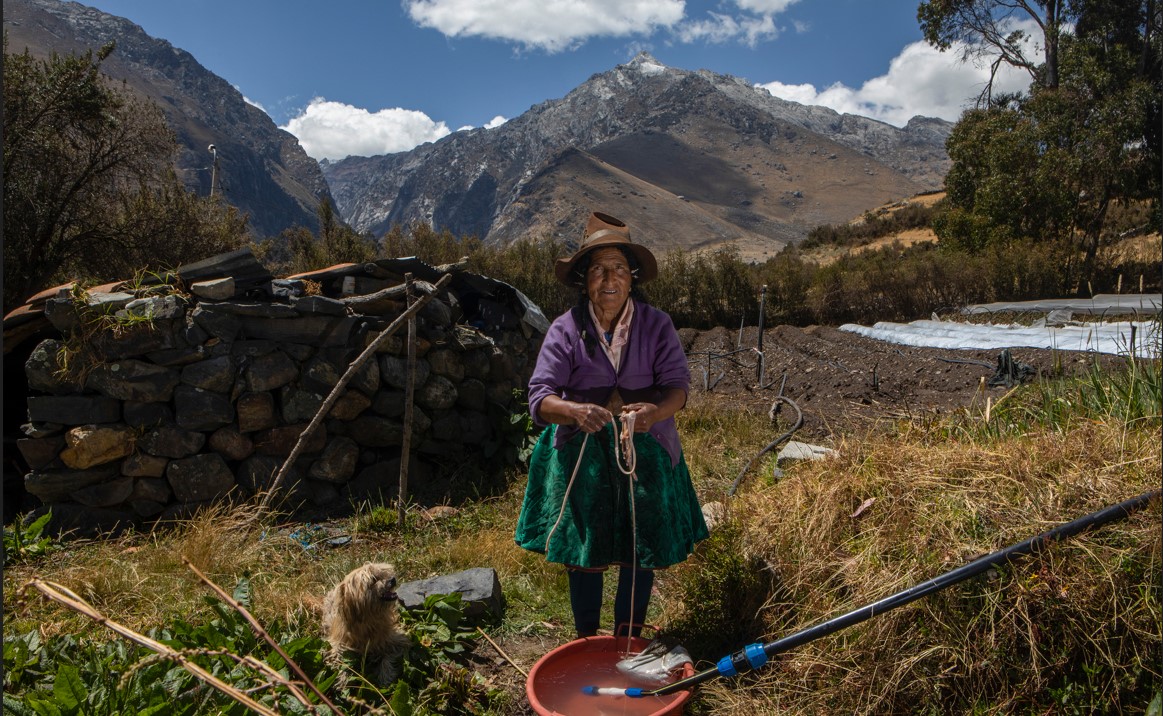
324 52 952 259
4 0 953 258
4 0 333 238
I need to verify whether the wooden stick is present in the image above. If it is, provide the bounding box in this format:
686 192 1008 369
24 579 283 716
182 557 342 715
257 272 453 515
476 627 529 678
399 274 416 528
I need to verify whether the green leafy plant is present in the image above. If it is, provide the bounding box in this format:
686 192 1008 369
483 390 537 466
333 592 504 715
3 512 58 565
350 502 402 534
3 578 337 715
664 520 781 658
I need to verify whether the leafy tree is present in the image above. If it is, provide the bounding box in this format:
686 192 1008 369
918 0 1068 95
278 198 377 274
379 221 482 266
2 37 248 312
925 0 1159 289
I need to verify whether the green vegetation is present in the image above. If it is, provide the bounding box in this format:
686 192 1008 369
2 36 248 314
919 0 1160 287
2 580 493 715
801 201 938 250
270 212 1156 332
2 511 58 566
277 198 378 275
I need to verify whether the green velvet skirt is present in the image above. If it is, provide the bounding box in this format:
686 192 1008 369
514 424 709 570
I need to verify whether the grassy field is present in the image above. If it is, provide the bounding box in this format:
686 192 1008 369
4 357 1160 715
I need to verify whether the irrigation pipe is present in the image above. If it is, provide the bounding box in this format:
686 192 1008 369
727 395 803 497
586 488 1161 698
256 272 453 516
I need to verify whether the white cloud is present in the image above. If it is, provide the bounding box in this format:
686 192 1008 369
675 0 800 48
242 95 267 113
758 34 1037 126
731 0 798 13
675 11 777 47
455 115 509 133
281 98 451 160
404 0 685 53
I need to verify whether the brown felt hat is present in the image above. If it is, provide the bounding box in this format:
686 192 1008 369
554 211 658 287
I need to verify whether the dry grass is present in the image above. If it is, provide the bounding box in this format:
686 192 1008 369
4 503 335 638
676 418 1161 714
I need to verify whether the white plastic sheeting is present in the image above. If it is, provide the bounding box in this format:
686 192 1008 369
840 295 1161 358
962 294 1161 316
839 318 1159 357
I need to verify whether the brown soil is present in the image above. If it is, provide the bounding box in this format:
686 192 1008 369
678 323 1124 438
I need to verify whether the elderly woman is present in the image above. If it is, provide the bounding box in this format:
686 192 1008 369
515 211 709 639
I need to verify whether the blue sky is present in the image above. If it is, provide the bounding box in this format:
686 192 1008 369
75 0 1035 161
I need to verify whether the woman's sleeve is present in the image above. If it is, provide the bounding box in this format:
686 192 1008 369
527 317 574 427
653 310 690 395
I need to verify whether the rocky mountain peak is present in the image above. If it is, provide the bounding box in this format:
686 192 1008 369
324 53 952 259
4 0 333 238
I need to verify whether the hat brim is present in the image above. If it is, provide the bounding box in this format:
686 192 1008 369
554 235 658 287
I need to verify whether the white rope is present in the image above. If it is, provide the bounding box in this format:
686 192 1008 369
546 410 644 656
612 411 639 656
544 433 589 554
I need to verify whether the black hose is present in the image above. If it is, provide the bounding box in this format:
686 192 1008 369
646 488 1161 696
727 396 803 497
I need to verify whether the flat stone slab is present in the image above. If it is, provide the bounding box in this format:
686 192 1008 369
398 567 503 619
777 440 838 464
191 277 235 301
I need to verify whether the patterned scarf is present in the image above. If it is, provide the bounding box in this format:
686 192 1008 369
588 298 635 371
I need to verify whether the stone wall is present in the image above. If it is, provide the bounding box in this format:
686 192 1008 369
15 254 547 536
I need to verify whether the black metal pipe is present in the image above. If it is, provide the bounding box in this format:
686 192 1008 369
756 285 767 384
646 489 1160 697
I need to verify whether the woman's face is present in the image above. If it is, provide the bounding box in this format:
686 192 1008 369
585 247 633 316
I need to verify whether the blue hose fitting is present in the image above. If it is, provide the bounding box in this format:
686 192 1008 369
717 643 767 677
744 642 768 669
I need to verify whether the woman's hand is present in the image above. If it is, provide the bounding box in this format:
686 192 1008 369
537 395 611 432
621 402 660 432
572 402 613 433
621 388 687 433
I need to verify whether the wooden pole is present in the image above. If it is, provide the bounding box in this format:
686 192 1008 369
398 274 416 527
255 272 453 516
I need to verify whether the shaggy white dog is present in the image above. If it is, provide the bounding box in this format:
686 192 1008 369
322 562 410 686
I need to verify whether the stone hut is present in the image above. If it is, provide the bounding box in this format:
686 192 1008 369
2 248 549 536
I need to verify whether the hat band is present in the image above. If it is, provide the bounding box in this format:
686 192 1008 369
584 228 630 244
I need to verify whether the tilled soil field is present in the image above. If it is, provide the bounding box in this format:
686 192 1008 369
678 324 1128 437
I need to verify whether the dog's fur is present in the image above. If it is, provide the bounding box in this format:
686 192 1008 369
322 562 410 686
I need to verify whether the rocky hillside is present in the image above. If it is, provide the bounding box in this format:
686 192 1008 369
4 0 333 238
324 53 952 260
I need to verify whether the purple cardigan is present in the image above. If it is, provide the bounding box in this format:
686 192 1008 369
528 300 690 466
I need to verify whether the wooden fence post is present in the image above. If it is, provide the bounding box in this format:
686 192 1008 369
398 274 416 527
